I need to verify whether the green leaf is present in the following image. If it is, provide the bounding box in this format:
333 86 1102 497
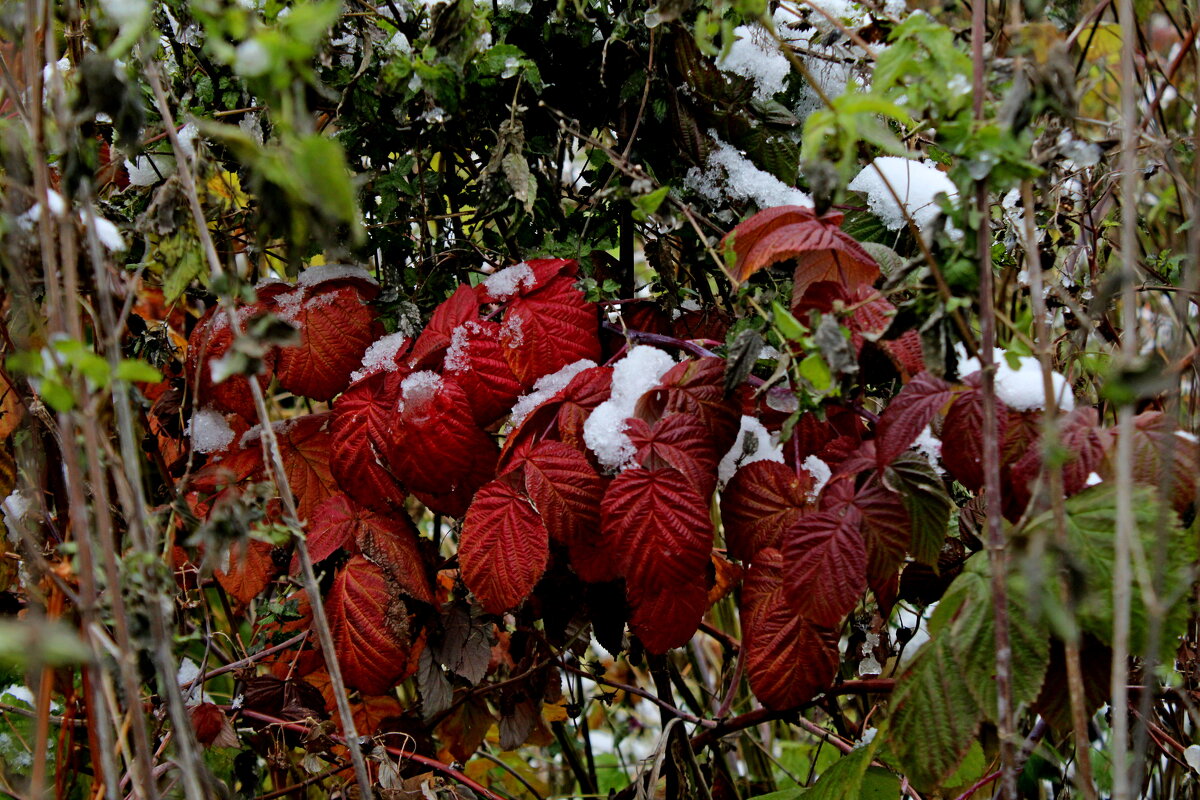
772 301 807 342
293 134 365 243
802 735 886 799
883 452 951 567
0 619 90 667
40 379 75 412
116 359 164 384
631 185 670 221
799 353 831 391
1024 484 1195 660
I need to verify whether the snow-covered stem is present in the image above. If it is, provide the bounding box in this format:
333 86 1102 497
146 64 377 800
1111 0 1142 791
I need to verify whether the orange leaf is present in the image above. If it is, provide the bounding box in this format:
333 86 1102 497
718 205 880 298
326 555 413 695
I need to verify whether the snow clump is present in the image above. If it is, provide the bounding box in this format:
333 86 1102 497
718 416 784 485
397 371 443 413
717 25 790 101
848 157 958 233
957 348 1076 412
510 359 598 427
911 424 942 473
482 262 536 301
583 346 676 471
188 407 235 454
297 263 377 288
350 332 410 382
686 135 812 209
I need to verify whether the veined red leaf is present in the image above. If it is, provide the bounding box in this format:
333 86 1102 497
186 304 274 420
1100 410 1199 514
292 492 361 570
498 275 601 387
480 258 578 302
721 460 814 562
1009 408 1109 510
522 441 604 547
626 413 720 497
874 372 955 468
269 413 340 524
636 357 742 456
387 372 498 497
553 366 615 452
717 205 880 298
408 284 483 370
330 370 409 513
442 319 524 426
849 475 911 589
627 580 711 654
781 506 866 628
326 555 412 695
603 468 713 648
880 331 926 379
356 509 435 605
459 480 550 614
741 548 840 709
941 377 1007 492
270 281 383 401
215 539 278 606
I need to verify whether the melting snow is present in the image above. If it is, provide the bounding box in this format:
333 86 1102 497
686 135 812 209
510 359 598 427
802 455 831 499
911 424 942 473
482 262 536 301
502 313 525 348
188 407 235 454
445 321 486 372
848 157 958 233
718 416 784 485
350 332 410 382
583 347 676 471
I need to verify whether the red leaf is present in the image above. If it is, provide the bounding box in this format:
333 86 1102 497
498 275 601 387
781 506 866 628
626 413 720 497
270 282 383 401
271 413 340 524
636 357 742 455
459 480 550 614
849 475 911 590
186 305 274 420
326 555 412 695
1102 411 1198 513
553 366 615 452
941 377 1008 492
293 493 361 569
408 284 483 370
880 332 926 379
442 320 524 426
603 468 713 649
717 206 880 298
480 258 578 302
331 371 409 513
215 539 277 606
628 581 711 654
741 548 840 709
720 460 814 562
874 372 955 468
387 373 498 497
522 441 604 548
1009 407 1109 511
355 507 435 605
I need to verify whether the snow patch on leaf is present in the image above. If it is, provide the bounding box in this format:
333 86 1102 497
685 134 812 209
297 264 378 288
482 262 535 301
350 332 410 382
188 407 235 454
718 415 784 485
584 346 676 471
397 371 443 412
958 348 1076 412
848 157 958 233
444 321 487 372
718 25 790 101
510 359 598 427
802 455 832 499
